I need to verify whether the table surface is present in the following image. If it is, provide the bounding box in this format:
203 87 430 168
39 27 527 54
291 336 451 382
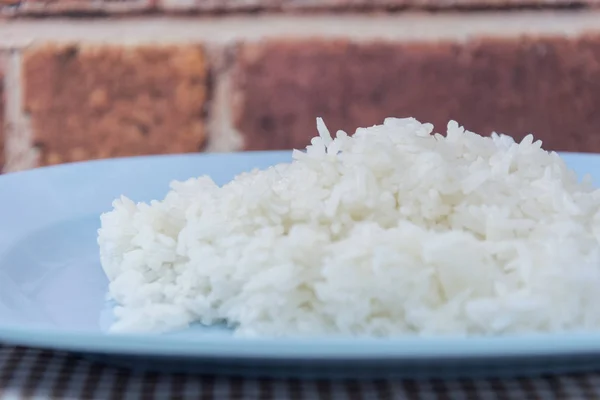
1 345 600 399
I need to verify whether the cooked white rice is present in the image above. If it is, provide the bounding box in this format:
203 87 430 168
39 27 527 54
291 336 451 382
98 117 600 337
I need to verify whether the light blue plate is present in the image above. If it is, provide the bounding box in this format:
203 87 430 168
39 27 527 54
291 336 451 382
3 151 600 379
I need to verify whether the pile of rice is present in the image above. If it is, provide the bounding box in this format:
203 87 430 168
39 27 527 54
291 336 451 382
98 117 600 337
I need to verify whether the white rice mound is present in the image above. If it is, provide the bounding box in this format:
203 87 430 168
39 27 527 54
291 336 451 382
98 117 600 337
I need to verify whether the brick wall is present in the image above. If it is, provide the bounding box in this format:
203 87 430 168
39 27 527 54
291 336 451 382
1 4 600 172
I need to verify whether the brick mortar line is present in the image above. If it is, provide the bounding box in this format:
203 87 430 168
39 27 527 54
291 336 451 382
1 11 600 47
205 45 244 153
3 48 37 172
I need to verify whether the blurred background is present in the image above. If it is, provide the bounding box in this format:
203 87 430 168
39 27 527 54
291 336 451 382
0 1 599 172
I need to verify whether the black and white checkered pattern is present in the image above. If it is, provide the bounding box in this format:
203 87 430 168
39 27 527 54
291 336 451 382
1 344 600 399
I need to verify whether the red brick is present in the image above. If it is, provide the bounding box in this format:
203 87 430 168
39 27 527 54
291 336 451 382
4 0 596 15
24 44 207 166
233 36 600 153
158 0 596 12
159 0 277 12
3 0 151 16
283 0 598 9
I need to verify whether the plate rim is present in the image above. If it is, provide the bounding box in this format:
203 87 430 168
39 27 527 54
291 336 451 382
3 325 600 360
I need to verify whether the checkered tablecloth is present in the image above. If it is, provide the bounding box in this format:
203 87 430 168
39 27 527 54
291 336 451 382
1 345 600 399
